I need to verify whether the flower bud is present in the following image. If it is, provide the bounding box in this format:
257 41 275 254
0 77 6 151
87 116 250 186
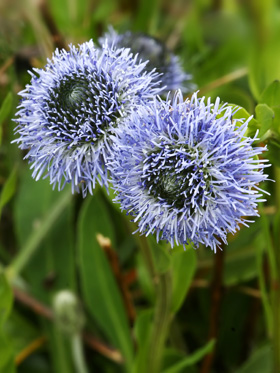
53 290 85 335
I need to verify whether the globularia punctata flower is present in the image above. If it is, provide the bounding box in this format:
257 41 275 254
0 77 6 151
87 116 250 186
13 40 161 196
108 91 269 252
99 27 194 94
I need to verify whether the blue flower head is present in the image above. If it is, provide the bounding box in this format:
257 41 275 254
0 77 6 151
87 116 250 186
108 92 269 252
99 27 194 94
13 40 161 196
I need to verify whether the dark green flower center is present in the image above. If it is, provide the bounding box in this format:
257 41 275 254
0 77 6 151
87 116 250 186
45 71 123 143
143 162 194 209
142 146 214 210
60 79 89 110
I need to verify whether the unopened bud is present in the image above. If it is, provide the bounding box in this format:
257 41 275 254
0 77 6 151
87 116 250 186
53 290 85 335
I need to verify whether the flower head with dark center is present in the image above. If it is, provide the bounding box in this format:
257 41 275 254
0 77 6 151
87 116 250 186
13 40 161 196
99 27 194 94
108 91 269 252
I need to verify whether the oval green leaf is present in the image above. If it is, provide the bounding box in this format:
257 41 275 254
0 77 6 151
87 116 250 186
0 92 13 125
255 103 274 137
162 339 215 373
260 80 280 108
235 344 272 373
77 192 134 370
0 273 13 328
0 166 17 219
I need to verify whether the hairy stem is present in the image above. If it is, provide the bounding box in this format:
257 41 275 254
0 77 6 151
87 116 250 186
138 237 172 373
256 240 273 337
71 333 89 373
138 234 157 280
147 270 172 373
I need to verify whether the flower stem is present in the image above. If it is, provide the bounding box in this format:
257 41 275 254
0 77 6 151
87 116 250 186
256 240 273 337
259 204 279 371
138 237 172 373
147 269 172 373
71 333 89 373
272 290 280 373
137 234 157 280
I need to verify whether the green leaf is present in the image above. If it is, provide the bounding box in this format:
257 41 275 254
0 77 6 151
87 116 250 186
271 106 280 133
11 174 74 286
249 10 280 100
0 273 13 328
226 105 258 138
78 192 134 370
170 249 197 313
260 80 280 107
0 333 15 373
224 253 257 286
162 349 193 373
218 86 254 114
134 309 153 345
132 0 160 34
266 138 280 166
3 309 40 355
273 209 280 249
230 105 255 125
0 91 13 150
132 310 153 373
47 323 74 373
255 103 274 137
12 170 77 372
223 221 263 286
136 251 155 302
91 0 117 23
48 0 92 38
257 81 280 136
0 166 17 219
0 92 13 125
0 358 15 373
235 344 272 373
162 339 215 373
0 273 15 373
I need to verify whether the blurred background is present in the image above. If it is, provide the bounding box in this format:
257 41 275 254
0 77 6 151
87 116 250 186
0 0 280 372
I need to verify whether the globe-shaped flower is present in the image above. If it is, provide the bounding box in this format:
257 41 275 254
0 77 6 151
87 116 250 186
13 40 161 196
108 91 269 252
99 27 194 94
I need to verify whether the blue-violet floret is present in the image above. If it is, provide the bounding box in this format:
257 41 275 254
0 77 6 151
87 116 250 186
108 91 269 252
99 27 194 94
13 40 161 196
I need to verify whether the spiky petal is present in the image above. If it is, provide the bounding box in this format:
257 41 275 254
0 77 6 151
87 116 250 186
99 27 194 94
13 40 161 196
108 91 269 252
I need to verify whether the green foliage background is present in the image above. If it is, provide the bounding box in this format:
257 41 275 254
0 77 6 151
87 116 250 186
0 0 280 372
